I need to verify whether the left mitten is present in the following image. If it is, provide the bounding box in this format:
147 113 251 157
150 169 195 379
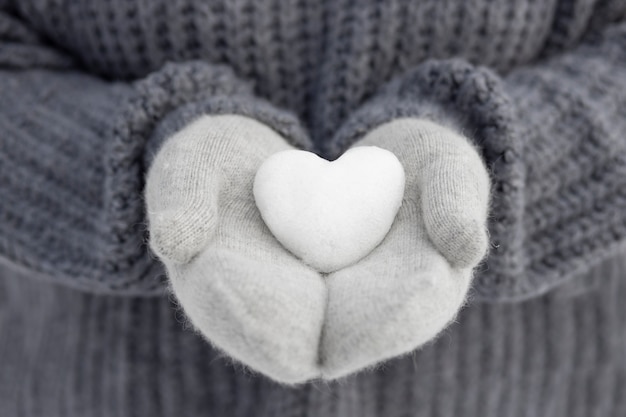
145 114 327 384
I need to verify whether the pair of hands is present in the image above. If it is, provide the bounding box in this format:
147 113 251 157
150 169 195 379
145 114 491 384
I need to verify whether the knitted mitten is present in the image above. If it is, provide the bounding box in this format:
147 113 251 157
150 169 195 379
145 114 491 384
320 118 490 379
145 114 327 384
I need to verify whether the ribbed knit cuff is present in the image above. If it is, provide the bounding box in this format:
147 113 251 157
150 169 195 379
0 60 309 294
328 23 626 301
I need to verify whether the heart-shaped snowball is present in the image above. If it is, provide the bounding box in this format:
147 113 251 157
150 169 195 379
253 146 405 273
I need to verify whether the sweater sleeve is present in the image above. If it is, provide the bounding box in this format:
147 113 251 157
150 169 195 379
0 12 311 294
0 4 74 69
328 21 626 302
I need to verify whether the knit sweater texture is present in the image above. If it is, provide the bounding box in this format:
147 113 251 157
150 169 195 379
1 0 626 414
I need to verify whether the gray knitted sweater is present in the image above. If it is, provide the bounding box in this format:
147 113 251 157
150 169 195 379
1 0 626 415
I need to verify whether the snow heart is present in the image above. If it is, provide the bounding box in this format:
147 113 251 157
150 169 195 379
253 147 405 273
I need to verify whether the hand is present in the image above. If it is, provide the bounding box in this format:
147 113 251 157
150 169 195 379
145 114 327 383
145 114 490 384
319 118 491 379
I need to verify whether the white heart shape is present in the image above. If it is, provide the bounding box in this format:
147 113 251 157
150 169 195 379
253 146 405 273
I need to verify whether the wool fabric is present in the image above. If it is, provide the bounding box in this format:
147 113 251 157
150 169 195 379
145 115 490 383
1 252 625 416
1 0 626 414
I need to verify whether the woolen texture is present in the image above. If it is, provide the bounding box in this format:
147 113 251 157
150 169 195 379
0 0 625 300
146 114 328 383
1 252 625 416
144 115 490 383
0 0 626 413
